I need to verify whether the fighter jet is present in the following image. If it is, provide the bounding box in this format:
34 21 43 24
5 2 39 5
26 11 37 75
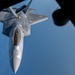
52 0 75 26
0 0 48 73
0 0 24 11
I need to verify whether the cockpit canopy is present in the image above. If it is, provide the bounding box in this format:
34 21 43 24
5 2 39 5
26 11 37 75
12 27 21 46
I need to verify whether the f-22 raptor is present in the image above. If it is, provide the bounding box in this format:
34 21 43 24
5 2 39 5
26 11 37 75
52 0 75 26
0 0 48 73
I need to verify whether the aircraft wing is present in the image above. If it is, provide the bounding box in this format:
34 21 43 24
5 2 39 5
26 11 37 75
27 13 48 25
0 10 10 22
27 8 35 13
14 8 35 13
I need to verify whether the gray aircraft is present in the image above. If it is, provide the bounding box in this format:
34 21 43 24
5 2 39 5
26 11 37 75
0 0 48 73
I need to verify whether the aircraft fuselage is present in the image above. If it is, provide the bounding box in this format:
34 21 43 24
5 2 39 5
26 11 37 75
3 11 30 73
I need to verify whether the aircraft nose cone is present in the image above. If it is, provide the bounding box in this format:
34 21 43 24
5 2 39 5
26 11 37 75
13 47 22 73
13 57 21 73
9 46 22 73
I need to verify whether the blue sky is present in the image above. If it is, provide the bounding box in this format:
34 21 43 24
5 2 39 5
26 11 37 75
0 0 75 75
